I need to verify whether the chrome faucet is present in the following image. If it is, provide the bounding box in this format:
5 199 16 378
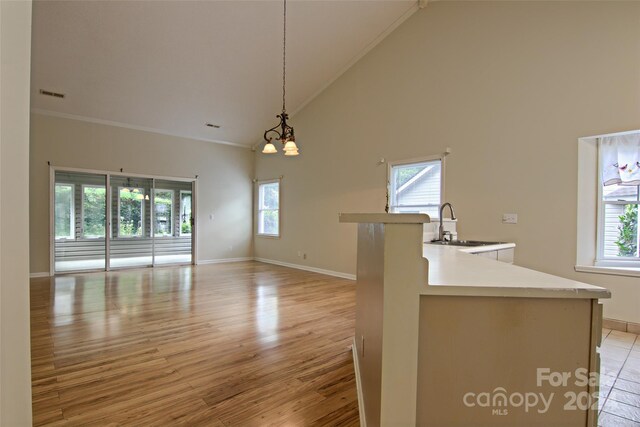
439 202 457 241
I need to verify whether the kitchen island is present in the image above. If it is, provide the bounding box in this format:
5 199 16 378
339 213 610 427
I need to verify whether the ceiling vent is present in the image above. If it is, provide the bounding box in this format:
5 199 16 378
39 89 65 99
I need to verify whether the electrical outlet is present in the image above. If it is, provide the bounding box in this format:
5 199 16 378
297 251 303 258
502 213 518 224
302 253 307 260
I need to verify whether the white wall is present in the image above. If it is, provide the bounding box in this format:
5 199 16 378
255 2 640 323
1 0 34 424
30 114 254 273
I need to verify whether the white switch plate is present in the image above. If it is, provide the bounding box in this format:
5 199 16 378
502 213 518 224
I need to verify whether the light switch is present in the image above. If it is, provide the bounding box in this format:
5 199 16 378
502 213 518 224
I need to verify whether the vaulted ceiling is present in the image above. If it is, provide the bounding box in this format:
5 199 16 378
31 0 418 147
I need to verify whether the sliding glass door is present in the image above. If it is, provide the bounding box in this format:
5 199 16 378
109 175 153 269
52 169 195 274
54 171 107 273
153 179 193 266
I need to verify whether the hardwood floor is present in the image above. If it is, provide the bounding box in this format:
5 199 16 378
30 261 358 426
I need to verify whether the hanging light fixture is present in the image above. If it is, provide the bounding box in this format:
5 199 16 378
262 0 299 156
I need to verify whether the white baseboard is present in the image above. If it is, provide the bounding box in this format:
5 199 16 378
254 257 356 280
30 272 50 278
352 338 366 427
196 257 254 265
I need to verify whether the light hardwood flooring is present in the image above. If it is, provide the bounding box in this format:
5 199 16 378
30 261 358 426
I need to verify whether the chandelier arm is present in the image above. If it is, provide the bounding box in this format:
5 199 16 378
263 121 283 143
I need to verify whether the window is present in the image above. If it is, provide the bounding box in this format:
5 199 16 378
180 191 192 236
389 157 443 218
154 189 173 237
55 183 74 240
82 185 106 238
257 181 280 236
597 134 639 267
118 187 144 237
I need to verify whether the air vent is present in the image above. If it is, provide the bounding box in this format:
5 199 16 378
39 89 65 99
205 123 221 129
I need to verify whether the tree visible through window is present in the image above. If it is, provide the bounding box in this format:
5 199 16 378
154 189 173 237
83 185 106 238
599 134 640 263
119 187 144 237
257 181 279 236
55 183 74 240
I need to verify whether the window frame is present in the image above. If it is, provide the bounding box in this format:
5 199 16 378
387 154 445 219
179 190 193 236
153 188 174 238
117 186 145 238
256 179 280 238
54 183 75 240
81 184 106 239
595 140 640 268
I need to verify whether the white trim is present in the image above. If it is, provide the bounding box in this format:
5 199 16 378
192 180 198 265
50 166 56 276
576 264 640 278
196 257 254 265
254 257 356 280
387 155 444 218
31 108 249 149
256 179 281 237
352 338 367 427
30 272 51 279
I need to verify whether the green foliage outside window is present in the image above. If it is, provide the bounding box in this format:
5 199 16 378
119 188 143 237
55 184 73 239
83 186 106 238
154 191 173 237
395 166 423 188
616 204 638 257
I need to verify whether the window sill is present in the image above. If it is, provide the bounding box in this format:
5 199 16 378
575 264 640 278
257 234 280 239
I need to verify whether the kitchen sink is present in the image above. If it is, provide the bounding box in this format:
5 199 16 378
426 240 505 247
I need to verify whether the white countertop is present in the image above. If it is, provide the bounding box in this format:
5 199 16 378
422 244 611 299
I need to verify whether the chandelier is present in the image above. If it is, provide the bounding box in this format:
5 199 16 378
262 0 299 156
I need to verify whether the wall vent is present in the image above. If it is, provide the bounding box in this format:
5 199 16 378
205 123 221 129
39 89 65 99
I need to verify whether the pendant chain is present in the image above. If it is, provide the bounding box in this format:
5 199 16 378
282 0 287 113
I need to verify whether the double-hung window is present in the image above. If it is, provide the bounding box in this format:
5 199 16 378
597 134 639 267
388 157 443 218
257 180 280 237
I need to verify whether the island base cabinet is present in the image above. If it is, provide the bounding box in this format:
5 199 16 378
416 296 602 426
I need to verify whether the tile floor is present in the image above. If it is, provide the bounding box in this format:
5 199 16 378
599 329 640 426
